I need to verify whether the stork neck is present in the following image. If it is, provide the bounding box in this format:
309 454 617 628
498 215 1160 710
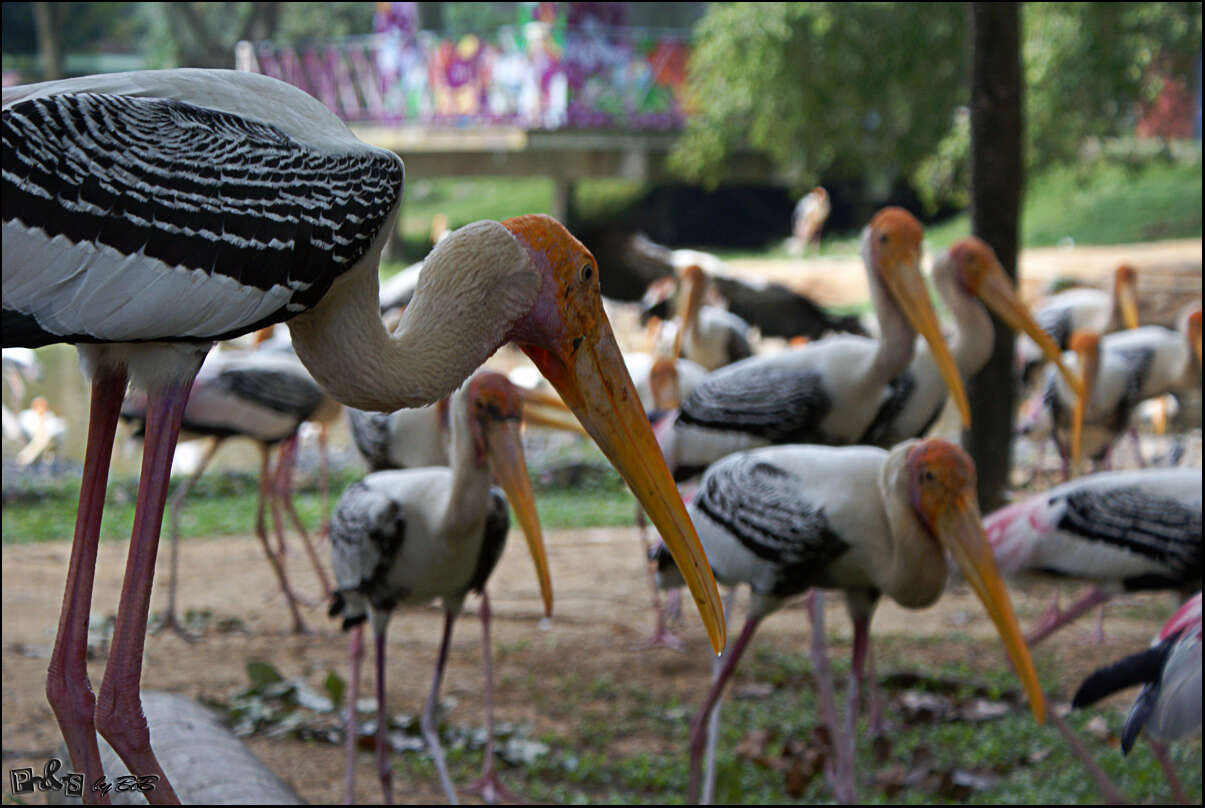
866 276 919 385
441 386 492 538
934 266 994 377
286 221 541 412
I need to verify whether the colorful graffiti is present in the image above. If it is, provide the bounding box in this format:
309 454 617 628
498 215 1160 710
236 2 691 130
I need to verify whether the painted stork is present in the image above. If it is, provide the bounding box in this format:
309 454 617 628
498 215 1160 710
120 348 336 635
658 208 971 482
791 186 831 255
984 467 1201 646
668 264 755 371
330 371 552 804
14 395 68 467
1017 263 1140 384
654 438 1045 803
622 352 708 418
860 236 1078 448
1036 317 1201 472
1073 591 1201 803
2 68 723 804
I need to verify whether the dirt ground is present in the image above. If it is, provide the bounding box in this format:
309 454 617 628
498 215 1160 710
2 237 1201 804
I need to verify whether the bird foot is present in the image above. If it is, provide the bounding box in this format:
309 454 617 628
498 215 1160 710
462 767 528 805
152 613 203 644
632 626 686 652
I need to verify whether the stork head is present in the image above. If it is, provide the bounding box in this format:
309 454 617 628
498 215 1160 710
1067 330 1101 469
500 214 726 653
465 371 552 617
649 356 682 412
940 237 1080 391
903 439 1045 724
862 208 970 427
1113 264 1140 331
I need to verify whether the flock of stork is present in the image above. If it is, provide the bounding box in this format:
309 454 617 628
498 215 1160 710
2 68 1201 805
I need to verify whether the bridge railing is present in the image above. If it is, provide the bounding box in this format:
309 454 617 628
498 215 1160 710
235 24 691 131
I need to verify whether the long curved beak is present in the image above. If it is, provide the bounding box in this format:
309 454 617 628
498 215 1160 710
1117 276 1140 331
931 493 1046 723
486 417 553 617
973 266 1081 392
521 328 727 654
884 259 971 426
522 401 590 436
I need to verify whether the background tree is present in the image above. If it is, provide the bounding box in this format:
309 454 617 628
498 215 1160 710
964 3 1024 513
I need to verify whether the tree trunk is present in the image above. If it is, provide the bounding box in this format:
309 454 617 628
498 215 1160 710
964 2 1024 512
32 2 60 81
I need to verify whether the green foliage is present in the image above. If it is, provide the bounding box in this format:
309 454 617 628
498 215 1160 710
674 2 1203 208
670 3 968 195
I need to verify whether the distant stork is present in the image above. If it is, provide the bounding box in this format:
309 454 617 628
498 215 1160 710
3 68 721 804
860 236 1077 448
985 467 1201 646
330 371 552 804
658 208 970 482
792 186 831 255
669 264 755 371
1017 263 1140 384
1074 591 1201 804
656 438 1045 803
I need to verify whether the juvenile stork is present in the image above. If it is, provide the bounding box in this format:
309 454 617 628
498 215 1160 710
1017 263 1140 384
984 468 1201 646
2 68 722 804
330 371 551 804
860 236 1077 447
655 438 1044 804
658 208 970 482
1074 592 1201 804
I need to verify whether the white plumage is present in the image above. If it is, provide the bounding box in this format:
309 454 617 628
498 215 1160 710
985 468 1201 645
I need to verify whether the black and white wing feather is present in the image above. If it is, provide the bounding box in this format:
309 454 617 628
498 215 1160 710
3 86 404 347
329 480 406 628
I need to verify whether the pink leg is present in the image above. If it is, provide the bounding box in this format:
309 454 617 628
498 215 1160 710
373 625 394 805
687 612 764 804
850 614 885 737
276 432 333 597
1148 738 1189 804
253 445 308 633
1046 701 1128 804
635 520 684 651
318 422 331 542
809 593 855 804
1026 586 1112 647
94 373 204 805
46 367 128 805
422 612 460 804
268 440 290 560
1129 428 1147 469
160 437 224 640
344 624 364 805
463 591 526 804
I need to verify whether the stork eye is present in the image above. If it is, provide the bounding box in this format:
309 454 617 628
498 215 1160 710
879 233 889 245
580 264 593 283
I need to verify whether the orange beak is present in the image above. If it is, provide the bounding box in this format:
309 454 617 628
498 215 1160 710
484 415 553 617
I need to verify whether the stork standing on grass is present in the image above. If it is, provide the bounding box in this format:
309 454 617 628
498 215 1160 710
984 467 1201 646
2 68 723 804
331 371 552 805
654 438 1045 804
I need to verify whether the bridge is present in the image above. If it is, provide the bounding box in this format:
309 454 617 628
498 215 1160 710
234 20 780 221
